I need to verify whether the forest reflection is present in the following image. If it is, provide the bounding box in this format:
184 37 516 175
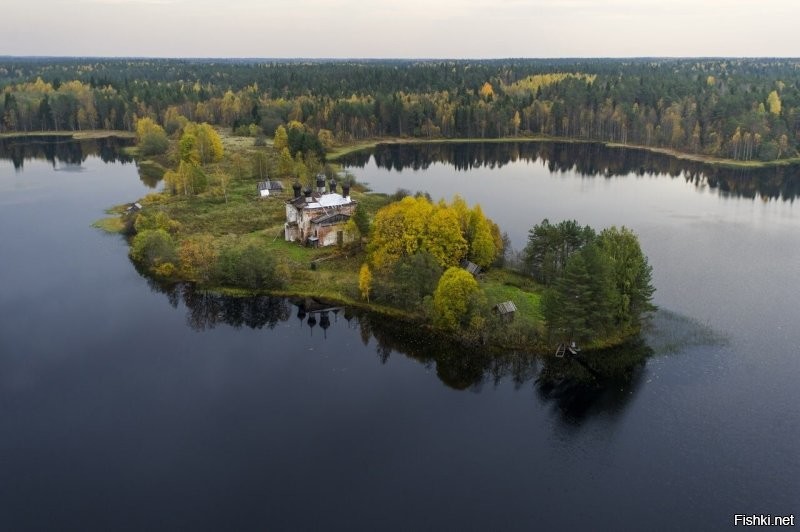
0 136 134 169
341 141 800 202
152 281 650 422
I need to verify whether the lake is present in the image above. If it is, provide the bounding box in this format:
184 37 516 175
1 138 797 531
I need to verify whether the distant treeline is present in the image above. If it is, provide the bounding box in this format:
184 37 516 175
1 58 799 161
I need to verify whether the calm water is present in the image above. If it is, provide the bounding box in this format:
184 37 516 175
1 140 797 531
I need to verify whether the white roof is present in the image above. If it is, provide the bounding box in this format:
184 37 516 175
306 193 354 209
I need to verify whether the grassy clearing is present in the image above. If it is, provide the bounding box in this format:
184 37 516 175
482 269 544 332
219 134 267 153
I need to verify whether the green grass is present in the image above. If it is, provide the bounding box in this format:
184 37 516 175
482 273 544 331
92 217 126 234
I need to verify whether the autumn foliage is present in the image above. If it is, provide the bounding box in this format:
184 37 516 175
366 195 502 273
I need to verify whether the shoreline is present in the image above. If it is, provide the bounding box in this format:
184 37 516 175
179 282 563 354
0 130 136 140
4 130 798 169
326 135 800 169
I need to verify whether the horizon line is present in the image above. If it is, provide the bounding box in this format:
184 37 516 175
3 55 800 61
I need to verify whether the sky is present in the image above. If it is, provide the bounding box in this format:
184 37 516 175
2 0 799 58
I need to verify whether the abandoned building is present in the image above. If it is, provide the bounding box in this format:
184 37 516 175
284 175 357 247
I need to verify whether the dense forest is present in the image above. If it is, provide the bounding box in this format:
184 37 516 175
1 57 799 161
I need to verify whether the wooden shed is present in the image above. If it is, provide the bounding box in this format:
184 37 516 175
493 300 517 321
258 180 284 197
461 259 482 277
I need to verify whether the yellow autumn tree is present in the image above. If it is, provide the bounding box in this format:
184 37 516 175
424 202 468 267
432 267 484 332
274 125 289 151
767 91 781 116
359 264 373 302
479 82 495 100
368 196 464 271
277 147 295 178
512 111 521 136
135 117 168 155
466 205 497 269
181 122 223 164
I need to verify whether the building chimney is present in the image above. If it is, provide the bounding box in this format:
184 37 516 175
342 183 350 199
303 187 312 200
316 174 326 194
292 181 302 199
328 179 337 194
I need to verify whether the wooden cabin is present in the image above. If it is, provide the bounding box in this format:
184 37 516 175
258 180 284 197
493 300 517 322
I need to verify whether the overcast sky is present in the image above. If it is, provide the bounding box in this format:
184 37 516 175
2 0 798 58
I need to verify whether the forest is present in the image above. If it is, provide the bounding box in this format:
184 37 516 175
1 57 799 162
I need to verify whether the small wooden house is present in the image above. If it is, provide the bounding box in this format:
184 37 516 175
258 180 284 197
461 259 482 277
493 300 517 321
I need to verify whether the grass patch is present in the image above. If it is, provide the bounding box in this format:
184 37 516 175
220 133 267 153
482 269 544 331
92 217 125 234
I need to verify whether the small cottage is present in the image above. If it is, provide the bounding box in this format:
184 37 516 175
493 300 517 322
284 176 357 247
258 180 284 197
461 259 482 277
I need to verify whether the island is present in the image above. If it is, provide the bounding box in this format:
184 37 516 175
101 119 656 355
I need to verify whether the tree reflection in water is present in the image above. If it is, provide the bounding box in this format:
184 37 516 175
145 280 651 422
0 136 164 187
342 141 800 202
0 136 134 169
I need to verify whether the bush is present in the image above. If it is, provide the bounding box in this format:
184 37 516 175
139 130 169 156
130 229 177 275
214 243 285 290
136 117 169 156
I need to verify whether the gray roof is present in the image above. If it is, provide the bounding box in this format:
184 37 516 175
494 301 517 314
461 260 482 275
258 180 284 191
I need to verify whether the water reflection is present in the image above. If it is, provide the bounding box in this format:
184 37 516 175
537 340 651 422
149 281 649 422
147 280 292 330
0 136 134 169
341 142 800 202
